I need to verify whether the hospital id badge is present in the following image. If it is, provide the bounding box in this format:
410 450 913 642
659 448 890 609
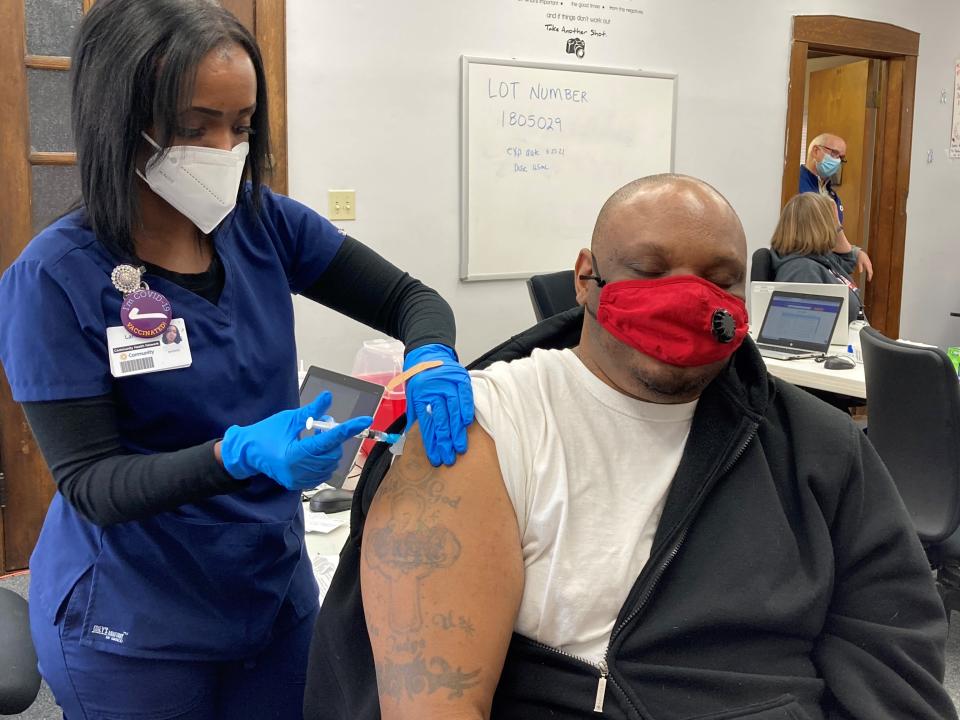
106 318 193 378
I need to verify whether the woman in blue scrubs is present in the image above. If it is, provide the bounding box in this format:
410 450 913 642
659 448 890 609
0 0 473 717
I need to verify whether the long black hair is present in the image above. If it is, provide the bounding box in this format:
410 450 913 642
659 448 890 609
71 0 271 260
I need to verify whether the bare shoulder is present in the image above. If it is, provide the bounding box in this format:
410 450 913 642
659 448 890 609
377 422 500 499
362 423 522 720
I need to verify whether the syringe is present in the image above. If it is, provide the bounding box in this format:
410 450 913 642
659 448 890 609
305 417 402 445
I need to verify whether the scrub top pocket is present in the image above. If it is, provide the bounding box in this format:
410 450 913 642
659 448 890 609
79 514 302 660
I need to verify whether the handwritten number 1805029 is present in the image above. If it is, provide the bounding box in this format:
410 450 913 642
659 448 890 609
501 111 562 132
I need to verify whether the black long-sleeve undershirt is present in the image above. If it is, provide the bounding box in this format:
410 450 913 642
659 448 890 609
303 236 455 353
22 396 244 526
22 235 456 526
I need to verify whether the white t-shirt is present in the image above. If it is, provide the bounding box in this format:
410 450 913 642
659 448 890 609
471 348 696 664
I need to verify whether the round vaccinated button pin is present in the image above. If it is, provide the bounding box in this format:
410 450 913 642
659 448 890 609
120 289 172 338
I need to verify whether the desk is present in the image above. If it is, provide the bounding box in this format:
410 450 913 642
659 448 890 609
762 354 866 398
304 508 351 557
303 507 351 601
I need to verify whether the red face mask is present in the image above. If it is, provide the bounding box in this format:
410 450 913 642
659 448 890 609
581 263 748 368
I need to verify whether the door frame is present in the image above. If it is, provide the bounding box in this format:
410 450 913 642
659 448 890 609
781 15 919 339
257 0 288 195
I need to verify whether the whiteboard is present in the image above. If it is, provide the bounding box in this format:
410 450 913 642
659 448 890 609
460 56 676 281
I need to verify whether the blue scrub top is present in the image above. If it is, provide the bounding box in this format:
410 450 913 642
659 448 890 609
0 186 344 660
799 164 844 224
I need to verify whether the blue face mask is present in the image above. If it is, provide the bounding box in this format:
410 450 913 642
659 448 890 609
816 153 842 178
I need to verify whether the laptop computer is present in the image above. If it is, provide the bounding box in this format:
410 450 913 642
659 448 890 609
750 281 849 346
755 290 844 360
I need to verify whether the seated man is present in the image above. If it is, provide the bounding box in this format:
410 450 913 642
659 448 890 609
309 175 955 720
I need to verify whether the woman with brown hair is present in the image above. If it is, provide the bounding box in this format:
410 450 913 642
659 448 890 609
769 192 865 322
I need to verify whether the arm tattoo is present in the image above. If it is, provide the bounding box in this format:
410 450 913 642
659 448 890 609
434 611 476 637
366 487 461 632
367 444 482 702
377 655 481 702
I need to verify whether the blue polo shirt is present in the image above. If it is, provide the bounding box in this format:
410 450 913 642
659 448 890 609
0 186 344 659
799 165 844 224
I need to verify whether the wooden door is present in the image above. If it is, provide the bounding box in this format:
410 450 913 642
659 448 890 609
0 0 287 572
222 0 289 195
807 60 872 253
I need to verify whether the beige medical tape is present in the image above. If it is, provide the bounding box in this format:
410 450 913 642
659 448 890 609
384 360 444 392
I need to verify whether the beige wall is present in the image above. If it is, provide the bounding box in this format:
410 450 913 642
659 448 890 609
285 0 960 370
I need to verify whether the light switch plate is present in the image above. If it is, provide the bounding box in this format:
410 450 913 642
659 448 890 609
328 190 356 220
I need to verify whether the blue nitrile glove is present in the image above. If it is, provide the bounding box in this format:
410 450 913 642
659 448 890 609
221 392 373 491
404 343 475 467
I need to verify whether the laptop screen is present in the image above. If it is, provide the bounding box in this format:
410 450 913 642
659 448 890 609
299 366 385 488
757 291 844 352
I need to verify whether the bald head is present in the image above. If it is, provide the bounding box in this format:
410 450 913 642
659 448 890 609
590 174 746 266
574 174 747 403
808 133 845 158
806 134 847 177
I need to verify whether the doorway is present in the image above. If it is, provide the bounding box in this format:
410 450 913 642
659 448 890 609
803 55 880 257
781 15 919 340
0 0 288 572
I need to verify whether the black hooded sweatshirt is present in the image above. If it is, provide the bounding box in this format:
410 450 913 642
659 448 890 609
304 307 954 720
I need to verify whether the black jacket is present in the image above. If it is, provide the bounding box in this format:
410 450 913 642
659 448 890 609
305 308 954 720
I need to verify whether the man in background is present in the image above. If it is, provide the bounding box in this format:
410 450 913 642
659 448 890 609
801 132 874 280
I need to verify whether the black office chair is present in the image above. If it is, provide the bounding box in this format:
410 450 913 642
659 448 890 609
0 587 41 714
526 270 578 322
860 327 960 614
750 247 774 282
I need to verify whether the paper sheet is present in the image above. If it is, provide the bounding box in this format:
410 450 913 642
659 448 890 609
304 512 346 534
311 554 340 602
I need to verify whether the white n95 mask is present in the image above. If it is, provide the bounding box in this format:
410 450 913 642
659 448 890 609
137 132 249 234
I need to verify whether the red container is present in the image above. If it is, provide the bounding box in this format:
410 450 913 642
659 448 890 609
356 372 406 456
352 339 407 457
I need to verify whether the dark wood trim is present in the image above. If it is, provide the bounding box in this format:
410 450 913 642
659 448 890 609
852 61 880 249
865 61 888 311
861 55 917 340
0 4 32 269
864 59 904 335
219 0 254 31
25 55 71 71
29 151 77 166
0 501 5 571
780 41 808 210
794 15 919 57
0 1 55 571
257 0 288 195
886 54 917 339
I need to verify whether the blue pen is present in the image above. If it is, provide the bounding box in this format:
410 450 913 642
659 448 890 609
304 416 402 445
